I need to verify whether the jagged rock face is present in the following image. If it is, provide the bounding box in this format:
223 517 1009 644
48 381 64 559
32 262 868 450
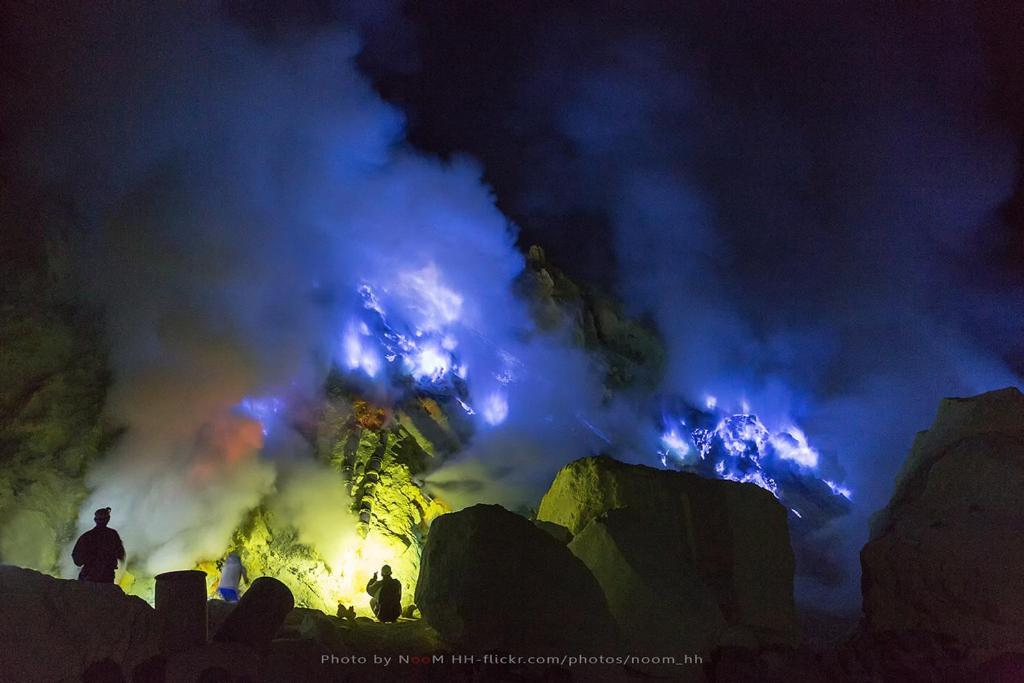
0 565 160 681
537 456 798 646
0 297 113 573
320 394 449 606
231 507 337 613
862 387 1024 656
229 392 448 615
415 504 619 653
518 245 665 389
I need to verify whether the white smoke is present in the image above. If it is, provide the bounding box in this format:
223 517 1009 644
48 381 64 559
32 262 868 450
0 3 608 576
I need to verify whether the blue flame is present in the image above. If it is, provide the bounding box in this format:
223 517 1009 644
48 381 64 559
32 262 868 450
769 426 819 468
823 479 853 500
334 259 853 518
656 399 852 511
342 322 383 378
346 271 468 391
335 263 528 433
236 396 284 436
480 391 509 426
659 425 692 461
407 343 451 382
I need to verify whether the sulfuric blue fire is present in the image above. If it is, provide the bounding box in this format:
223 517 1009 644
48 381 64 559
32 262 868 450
236 396 284 436
656 396 853 520
346 270 468 391
333 263 514 428
246 258 853 529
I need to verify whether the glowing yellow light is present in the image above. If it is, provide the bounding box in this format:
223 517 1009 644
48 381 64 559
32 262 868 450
315 529 412 615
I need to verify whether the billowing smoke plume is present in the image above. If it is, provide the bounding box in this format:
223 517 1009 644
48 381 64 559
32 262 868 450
269 463 358 568
8 2 1023 610
367 4 1024 606
535 14 1024 604
2 3 606 576
421 336 610 510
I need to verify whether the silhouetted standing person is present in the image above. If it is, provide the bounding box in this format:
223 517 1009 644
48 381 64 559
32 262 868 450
72 507 125 583
216 551 249 602
366 564 401 622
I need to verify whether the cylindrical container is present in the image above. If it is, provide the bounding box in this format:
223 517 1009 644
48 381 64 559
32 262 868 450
213 576 294 653
155 569 208 655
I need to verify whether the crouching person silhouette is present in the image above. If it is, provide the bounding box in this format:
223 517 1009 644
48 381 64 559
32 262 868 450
72 507 125 583
366 565 401 622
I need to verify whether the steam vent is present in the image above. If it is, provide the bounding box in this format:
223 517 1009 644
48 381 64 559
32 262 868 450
4 2 1024 681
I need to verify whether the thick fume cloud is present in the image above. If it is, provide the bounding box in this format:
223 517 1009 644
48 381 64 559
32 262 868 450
423 329 611 510
1 2 605 575
270 462 358 567
7 1 1023 612
504 5 1023 604
353 2 1024 607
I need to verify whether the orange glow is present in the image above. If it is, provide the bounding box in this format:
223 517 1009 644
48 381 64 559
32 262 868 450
188 414 264 486
354 399 388 430
209 416 264 464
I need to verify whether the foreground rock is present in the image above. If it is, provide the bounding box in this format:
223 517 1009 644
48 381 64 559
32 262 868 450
569 507 728 654
214 576 295 653
862 387 1024 658
0 564 643 681
0 565 160 681
415 503 619 653
538 456 798 648
165 641 260 683
711 629 1024 682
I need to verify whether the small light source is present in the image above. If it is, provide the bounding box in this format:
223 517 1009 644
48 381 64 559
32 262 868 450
481 391 509 426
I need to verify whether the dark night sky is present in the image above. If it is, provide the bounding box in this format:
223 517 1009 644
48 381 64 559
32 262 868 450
355 1 1024 285
3 1 1024 609
166 1 1024 291
5 1 1023 300
355 3 1024 399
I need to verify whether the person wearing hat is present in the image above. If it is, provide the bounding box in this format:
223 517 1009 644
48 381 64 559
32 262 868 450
365 564 402 622
71 507 126 583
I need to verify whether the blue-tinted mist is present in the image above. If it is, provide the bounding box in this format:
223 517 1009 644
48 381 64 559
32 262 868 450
2 3 610 575
510 6 1023 606
5 2 1022 611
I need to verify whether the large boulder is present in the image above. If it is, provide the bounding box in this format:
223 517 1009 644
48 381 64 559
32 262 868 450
415 503 618 653
569 507 727 653
537 456 798 646
861 387 1024 656
0 565 160 681
213 576 294 653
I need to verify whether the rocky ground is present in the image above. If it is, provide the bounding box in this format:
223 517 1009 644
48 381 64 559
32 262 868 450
4 388 1024 682
711 387 1024 683
0 240 667 615
3 243 1024 681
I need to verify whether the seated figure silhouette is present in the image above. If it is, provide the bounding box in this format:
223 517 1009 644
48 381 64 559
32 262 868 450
72 507 125 583
365 564 401 622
